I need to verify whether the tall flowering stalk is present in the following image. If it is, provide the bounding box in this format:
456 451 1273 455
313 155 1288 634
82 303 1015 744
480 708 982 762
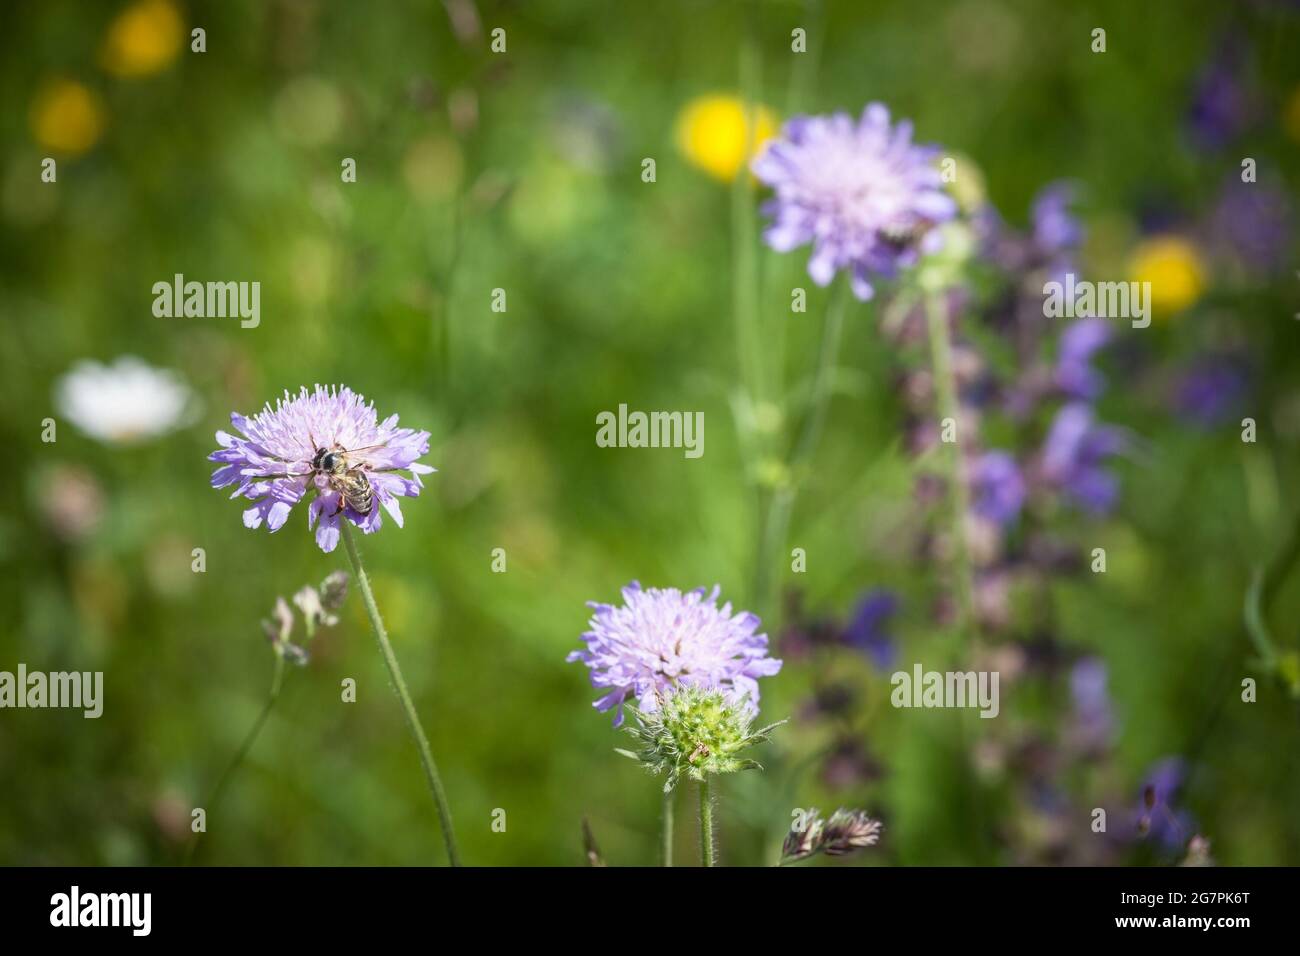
751 103 957 615
569 582 782 866
922 286 977 641
209 385 461 866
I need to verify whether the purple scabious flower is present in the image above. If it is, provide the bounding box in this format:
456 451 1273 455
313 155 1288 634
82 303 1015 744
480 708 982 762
752 103 957 300
209 385 436 553
568 581 782 726
970 450 1026 526
842 589 899 669
1041 403 1127 515
1055 318 1112 400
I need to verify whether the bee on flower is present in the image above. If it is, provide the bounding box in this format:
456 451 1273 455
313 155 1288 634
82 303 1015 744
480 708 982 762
208 385 436 552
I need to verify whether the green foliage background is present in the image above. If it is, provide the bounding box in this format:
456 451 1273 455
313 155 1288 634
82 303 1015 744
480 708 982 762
2 0 1298 866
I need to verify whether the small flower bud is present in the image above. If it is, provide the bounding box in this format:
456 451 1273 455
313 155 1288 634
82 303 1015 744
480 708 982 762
1182 835 1214 867
293 583 340 639
262 596 294 648
319 570 349 611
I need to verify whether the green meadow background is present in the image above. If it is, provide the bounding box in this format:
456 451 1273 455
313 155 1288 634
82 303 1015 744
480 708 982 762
2 0 1299 866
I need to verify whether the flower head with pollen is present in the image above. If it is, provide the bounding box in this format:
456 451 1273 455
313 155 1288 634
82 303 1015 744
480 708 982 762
209 385 435 553
752 103 957 300
568 581 782 726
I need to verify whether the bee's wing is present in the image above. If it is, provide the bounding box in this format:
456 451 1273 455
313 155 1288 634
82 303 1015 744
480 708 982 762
338 443 387 467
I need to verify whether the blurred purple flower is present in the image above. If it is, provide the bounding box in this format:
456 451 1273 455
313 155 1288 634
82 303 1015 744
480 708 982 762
842 589 899 668
1186 39 1254 150
568 582 782 726
821 738 885 790
1041 403 1128 514
209 385 435 553
1174 355 1250 427
753 103 957 300
1055 318 1112 400
1069 657 1114 752
1207 175 1292 275
1031 181 1083 257
971 451 1026 526
1135 757 1195 851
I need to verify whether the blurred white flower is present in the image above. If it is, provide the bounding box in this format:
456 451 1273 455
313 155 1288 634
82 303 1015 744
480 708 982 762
55 356 195 444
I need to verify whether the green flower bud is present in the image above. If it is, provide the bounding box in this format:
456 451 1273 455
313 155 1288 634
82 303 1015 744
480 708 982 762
617 685 784 792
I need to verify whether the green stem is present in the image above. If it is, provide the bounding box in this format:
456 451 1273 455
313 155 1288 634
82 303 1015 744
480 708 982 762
699 777 716 867
662 788 674 867
784 0 825 117
1243 506 1300 672
753 280 851 617
791 278 850 469
1244 570 1278 671
184 654 285 865
341 522 462 867
1261 506 1300 612
732 9 764 407
923 288 976 644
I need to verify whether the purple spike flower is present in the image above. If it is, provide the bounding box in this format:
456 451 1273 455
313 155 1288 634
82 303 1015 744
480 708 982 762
1186 38 1254 151
843 589 899 669
1135 757 1194 851
1174 354 1250 427
752 103 957 300
209 385 436 553
1207 173 1292 275
568 581 782 726
1069 657 1114 753
1031 181 1084 258
970 450 1027 526
1055 318 1112 400
1041 403 1128 514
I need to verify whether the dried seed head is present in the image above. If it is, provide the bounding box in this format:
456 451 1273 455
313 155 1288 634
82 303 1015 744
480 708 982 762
781 807 883 863
822 809 883 855
782 809 826 862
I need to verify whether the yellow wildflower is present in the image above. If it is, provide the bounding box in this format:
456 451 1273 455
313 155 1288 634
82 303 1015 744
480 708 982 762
675 94 777 182
30 79 106 155
1128 235 1206 318
101 0 184 78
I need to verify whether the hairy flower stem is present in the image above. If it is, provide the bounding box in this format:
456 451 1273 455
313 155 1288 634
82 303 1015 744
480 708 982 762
699 777 717 867
662 789 675 867
341 522 462 867
184 654 285 865
924 289 976 647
